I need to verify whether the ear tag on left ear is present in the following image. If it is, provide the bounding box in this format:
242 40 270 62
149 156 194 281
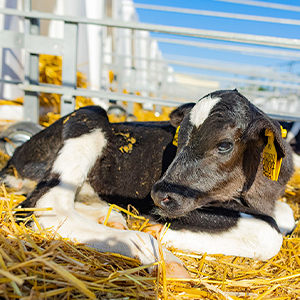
263 129 282 181
172 126 180 147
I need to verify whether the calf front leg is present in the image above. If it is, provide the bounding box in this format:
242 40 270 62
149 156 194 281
160 213 283 261
273 200 295 235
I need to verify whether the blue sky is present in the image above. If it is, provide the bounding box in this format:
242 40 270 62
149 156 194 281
133 0 300 79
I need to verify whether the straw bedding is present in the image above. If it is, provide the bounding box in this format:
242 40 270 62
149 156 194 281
0 55 300 299
0 156 300 300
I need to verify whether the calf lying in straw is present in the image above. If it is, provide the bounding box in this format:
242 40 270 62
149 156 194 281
0 89 295 277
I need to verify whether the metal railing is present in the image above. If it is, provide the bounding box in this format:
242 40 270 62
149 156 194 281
0 0 299 122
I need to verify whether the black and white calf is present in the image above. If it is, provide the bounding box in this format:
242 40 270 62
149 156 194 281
0 90 295 276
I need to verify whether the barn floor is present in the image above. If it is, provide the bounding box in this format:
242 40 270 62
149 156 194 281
0 150 299 300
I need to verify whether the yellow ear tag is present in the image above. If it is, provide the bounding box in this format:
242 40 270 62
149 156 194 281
281 126 287 138
263 128 285 181
172 126 180 147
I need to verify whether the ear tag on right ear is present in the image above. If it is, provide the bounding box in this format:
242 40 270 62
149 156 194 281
281 126 287 138
263 129 282 181
172 126 180 147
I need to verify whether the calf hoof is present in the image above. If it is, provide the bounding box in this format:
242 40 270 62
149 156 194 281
143 224 164 239
98 217 127 230
149 259 191 279
165 261 191 279
106 222 127 230
143 225 191 278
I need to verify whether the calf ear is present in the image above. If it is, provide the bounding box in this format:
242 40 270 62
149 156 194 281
243 111 286 159
169 103 195 127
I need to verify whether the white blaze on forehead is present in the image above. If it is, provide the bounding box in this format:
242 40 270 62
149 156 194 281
190 96 221 127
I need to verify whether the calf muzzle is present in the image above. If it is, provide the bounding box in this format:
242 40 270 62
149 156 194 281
151 180 201 217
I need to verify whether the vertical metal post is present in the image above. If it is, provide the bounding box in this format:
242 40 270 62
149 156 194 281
24 0 40 123
61 21 78 117
99 0 106 93
116 34 124 101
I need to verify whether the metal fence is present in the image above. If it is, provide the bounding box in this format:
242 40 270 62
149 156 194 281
0 0 300 123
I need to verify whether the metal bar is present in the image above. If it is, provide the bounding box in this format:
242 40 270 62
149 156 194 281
153 37 300 60
266 113 300 123
0 31 63 55
106 52 274 71
0 31 23 49
2 29 298 86
213 0 300 12
25 35 63 56
0 78 22 85
116 34 300 60
0 30 64 56
175 71 300 90
107 63 300 88
23 0 39 123
24 92 39 122
107 81 211 100
18 82 295 108
60 22 78 116
18 83 300 122
104 55 300 83
0 8 300 49
19 83 184 107
132 3 300 26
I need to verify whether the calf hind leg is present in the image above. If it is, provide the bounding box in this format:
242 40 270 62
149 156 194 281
0 172 37 194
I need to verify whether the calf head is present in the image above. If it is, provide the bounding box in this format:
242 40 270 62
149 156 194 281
151 89 293 218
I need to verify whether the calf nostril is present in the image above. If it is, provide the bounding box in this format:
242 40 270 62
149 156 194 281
161 196 172 207
162 197 170 203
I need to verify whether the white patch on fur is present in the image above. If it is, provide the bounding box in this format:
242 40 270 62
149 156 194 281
273 200 295 235
36 129 107 219
190 96 221 127
52 129 106 186
33 130 183 269
2 174 37 194
161 213 283 260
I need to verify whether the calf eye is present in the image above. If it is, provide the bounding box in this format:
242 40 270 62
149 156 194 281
217 142 233 154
